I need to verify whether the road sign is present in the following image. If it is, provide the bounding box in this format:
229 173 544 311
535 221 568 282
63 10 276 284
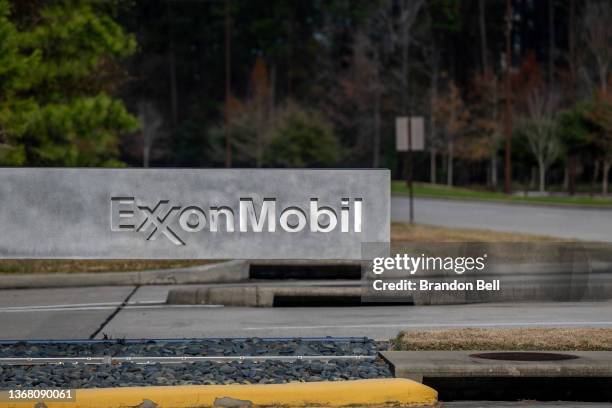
396 116 424 224
395 117 409 152
395 117 425 152
409 117 425 151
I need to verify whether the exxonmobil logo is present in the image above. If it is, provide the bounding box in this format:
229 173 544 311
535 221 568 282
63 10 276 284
111 197 363 246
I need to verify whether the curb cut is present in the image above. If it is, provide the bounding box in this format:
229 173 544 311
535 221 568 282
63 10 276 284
0 379 438 407
0 261 249 289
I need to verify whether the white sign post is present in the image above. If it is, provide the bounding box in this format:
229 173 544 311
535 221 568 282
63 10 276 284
396 117 425 152
396 116 425 223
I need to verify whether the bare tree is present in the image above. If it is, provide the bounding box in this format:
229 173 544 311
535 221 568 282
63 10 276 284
520 87 562 192
470 72 503 188
420 6 443 184
587 91 612 195
396 0 425 115
138 101 163 168
250 57 273 167
349 28 385 167
580 1 612 193
427 48 441 183
434 80 470 186
379 0 424 115
581 0 612 94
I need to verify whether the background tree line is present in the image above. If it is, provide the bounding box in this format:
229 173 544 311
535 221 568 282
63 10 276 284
0 0 610 195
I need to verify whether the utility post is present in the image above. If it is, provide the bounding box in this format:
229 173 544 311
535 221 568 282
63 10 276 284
406 118 414 223
396 117 424 224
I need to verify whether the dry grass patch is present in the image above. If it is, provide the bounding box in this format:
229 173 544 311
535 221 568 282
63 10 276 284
391 222 561 242
0 260 217 275
394 328 612 351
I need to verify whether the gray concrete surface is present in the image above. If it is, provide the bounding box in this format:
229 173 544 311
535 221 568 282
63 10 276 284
2 285 611 340
0 168 389 260
100 301 612 339
0 286 133 339
0 286 134 308
382 350 612 382
0 260 248 289
166 282 361 306
392 196 612 242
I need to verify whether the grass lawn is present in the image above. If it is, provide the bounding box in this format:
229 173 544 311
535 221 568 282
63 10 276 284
391 222 559 242
394 328 612 351
0 260 216 275
392 181 612 207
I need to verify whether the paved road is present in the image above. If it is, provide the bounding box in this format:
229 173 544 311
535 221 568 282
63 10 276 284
391 196 612 242
1 285 612 340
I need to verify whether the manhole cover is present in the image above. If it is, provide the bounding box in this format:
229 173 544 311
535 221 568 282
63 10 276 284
470 352 580 361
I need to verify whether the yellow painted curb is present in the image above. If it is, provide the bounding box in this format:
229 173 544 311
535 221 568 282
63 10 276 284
1 378 437 407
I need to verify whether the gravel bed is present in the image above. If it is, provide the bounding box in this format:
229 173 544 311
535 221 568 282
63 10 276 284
0 338 392 388
1 359 392 388
0 338 387 358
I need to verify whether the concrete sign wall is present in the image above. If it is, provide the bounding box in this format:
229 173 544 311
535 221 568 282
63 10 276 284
0 168 389 260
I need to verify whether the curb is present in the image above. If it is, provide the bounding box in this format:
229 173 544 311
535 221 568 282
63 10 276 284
0 260 249 289
166 285 361 307
0 379 438 407
381 350 612 383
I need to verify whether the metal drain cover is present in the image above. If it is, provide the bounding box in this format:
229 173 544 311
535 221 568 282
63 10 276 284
470 352 580 361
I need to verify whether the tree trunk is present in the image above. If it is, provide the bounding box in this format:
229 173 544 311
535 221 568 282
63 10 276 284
139 101 150 168
143 144 150 168
447 138 454 186
592 160 600 196
602 161 610 195
490 150 498 188
599 60 608 95
503 0 513 194
478 0 488 74
429 48 439 184
401 15 408 115
548 0 555 84
568 0 577 97
538 160 546 193
430 148 437 184
372 89 381 168
224 0 232 168
568 155 576 195
530 166 537 190
167 3 178 128
255 128 262 168
168 43 178 127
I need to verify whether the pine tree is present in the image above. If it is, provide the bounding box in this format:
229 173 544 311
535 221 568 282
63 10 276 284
0 0 137 166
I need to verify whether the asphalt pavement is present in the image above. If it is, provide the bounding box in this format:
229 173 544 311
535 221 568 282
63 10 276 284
391 196 612 242
1 285 612 340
